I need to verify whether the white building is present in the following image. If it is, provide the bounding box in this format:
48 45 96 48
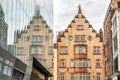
111 8 120 80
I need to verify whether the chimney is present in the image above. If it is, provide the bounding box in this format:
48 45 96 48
99 28 103 42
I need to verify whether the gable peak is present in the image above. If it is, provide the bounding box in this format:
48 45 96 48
78 4 82 14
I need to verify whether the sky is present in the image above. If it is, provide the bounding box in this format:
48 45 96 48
0 0 111 43
0 0 53 44
54 0 111 34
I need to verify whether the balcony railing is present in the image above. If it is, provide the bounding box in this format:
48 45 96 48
74 54 87 59
74 67 87 73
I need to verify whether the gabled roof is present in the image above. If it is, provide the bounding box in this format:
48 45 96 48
57 4 103 42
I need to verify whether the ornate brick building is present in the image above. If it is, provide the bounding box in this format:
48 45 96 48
57 5 105 80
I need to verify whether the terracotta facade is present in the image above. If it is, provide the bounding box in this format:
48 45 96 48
57 5 105 80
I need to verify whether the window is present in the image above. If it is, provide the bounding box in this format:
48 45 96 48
0 57 3 62
114 57 118 72
5 60 14 67
49 46 54 55
88 35 92 41
24 36 29 41
70 60 74 68
96 60 101 68
76 60 79 67
71 73 74 80
3 66 12 76
93 47 100 54
77 25 83 30
76 73 79 80
45 36 49 41
60 60 65 68
0 63 2 71
75 35 85 42
112 16 117 31
83 60 87 67
5 60 10 64
31 46 43 54
74 60 89 68
87 60 91 68
51 60 54 68
60 73 65 80
32 35 42 42
72 73 87 80
68 35 73 41
83 73 86 80
79 60 83 67
80 73 82 80
75 46 86 54
114 36 118 52
34 25 40 31
75 59 88 67
60 46 68 54
87 73 90 80
96 73 101 80
17 47 24 55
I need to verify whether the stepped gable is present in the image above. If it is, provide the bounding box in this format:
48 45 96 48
57 4 103 42
14 5 53 43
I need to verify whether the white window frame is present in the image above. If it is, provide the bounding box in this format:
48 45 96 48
49 46 54 55
76 60 79 67
76 73 79 80
60 60 65 67
75 46 86 54
77 25 83 30
87 73 90 80
75 35 85 42
32 35 42 42
79 73 82 80
31 46 43 54
71 73 74 80
94 47 100 54
34 25 40 31
60 73 65 80
87 60 91 68
79 60 83 67
17 47 24 55
0 63 2 71
96 73 101 80
60 47 67 54
96 60 101 68
70 60 74 68
3 65 12 76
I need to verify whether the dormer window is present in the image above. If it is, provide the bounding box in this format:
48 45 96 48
77 25 83 30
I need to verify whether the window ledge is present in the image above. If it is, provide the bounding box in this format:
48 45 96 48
93 53 101 55
32 41 42 43
75 41 86 42
77 29 84 30
74 54 87 55
96 67 102 68
60 67 66 68
49 53 54 55
33 29 40 31
60 53 68 55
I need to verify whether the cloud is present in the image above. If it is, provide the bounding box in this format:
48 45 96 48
0 0 111 43
1 0 54 44
54 0 111 33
